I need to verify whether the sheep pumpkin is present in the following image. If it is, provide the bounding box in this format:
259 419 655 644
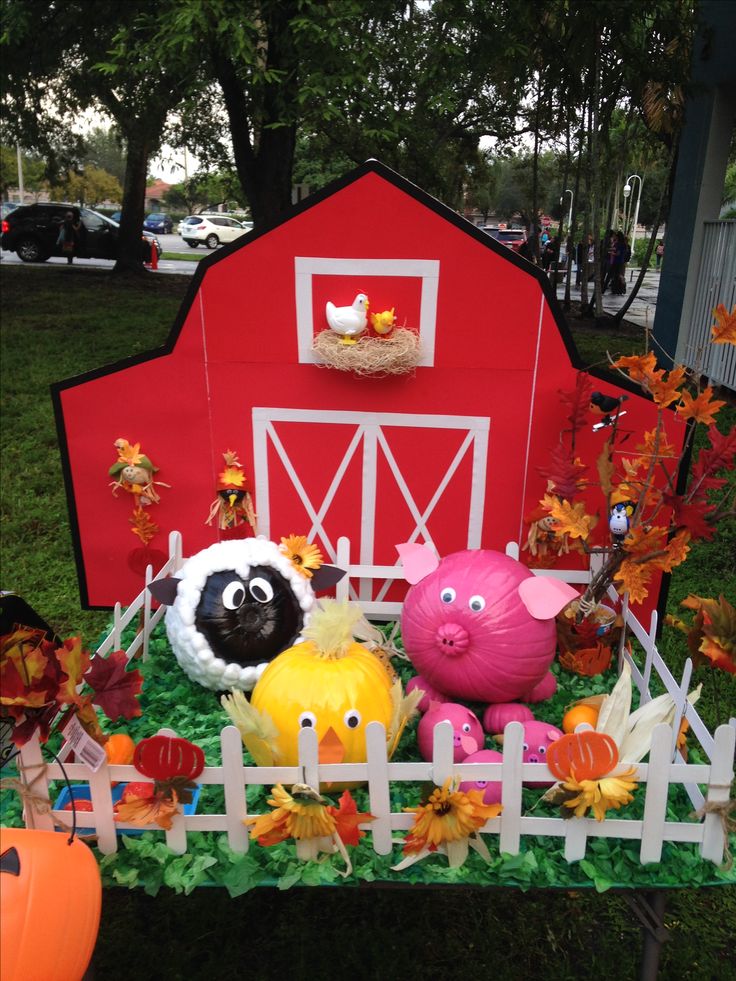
222 599 423 770
0 827 101 981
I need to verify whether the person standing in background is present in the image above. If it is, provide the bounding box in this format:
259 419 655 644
656 240 664 269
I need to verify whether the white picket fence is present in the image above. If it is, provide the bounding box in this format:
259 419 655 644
16 532 736 869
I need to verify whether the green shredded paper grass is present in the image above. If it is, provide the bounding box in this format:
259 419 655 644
2 622 734 896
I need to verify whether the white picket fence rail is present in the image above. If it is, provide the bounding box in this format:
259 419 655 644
16 531 736 870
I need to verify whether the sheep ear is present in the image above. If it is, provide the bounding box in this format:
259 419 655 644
148 577 180 605
310 565 346 592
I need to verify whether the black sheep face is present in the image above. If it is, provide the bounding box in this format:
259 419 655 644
194 565 303 667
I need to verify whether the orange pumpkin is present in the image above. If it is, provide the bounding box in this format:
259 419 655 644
546 730 619 782
561 704 600 734
0 827 101 981
104 732 136 765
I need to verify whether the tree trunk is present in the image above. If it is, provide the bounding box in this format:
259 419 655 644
211 2 298 230
112 133 150 275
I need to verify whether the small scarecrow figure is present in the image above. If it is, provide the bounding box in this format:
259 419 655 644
206 450 257 533
108 438 169 506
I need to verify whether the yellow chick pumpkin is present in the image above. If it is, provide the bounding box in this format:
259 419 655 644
222 599 422 769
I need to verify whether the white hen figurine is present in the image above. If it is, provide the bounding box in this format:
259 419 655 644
325 293 369 344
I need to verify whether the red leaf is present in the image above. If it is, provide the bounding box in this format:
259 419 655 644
663 494 716 540
538 444 588 499
84 650 143 720
558 374 594 430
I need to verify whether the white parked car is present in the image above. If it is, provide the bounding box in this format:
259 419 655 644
179 214 252 249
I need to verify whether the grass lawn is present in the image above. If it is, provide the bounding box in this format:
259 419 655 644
161 251 203 261
1 265 734 980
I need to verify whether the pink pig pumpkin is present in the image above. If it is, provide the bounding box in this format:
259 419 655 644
417 702 484 762
458 749 504 804
399 544 578 726
519 719 563 787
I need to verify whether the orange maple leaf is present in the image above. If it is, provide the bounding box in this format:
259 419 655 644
130 507 158 546
327 791 374 847
0 628 49 687
711 304 736 345
55 637 91 707
115 789 180 830
612 352 661 383
651 530 691 572
541 495 596 540
623 525 669 557
676 387 726 426
614 559 653 604
648 366 687 408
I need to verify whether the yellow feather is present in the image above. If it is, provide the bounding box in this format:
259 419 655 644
386 680 424 758
221 689 278 766
301 598 365 657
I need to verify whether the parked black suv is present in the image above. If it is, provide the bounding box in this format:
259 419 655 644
1 203 162 263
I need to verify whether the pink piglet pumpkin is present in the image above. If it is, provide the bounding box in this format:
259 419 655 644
399 544 578 727
417 702 484 763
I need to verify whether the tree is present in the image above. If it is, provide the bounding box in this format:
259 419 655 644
1 0 200 273
165 171 247 214
52 166 123 207
80 126 127 185
0 144 46 198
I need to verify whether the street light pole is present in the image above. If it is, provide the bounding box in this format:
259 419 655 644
623 173 643 261
560 188 573 235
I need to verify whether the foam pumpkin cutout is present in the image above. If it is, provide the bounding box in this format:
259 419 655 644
222 599 423 770
0 827 101 981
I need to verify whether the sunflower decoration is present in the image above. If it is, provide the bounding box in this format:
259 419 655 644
279 534 324 579
244 783 374 876
393 779 502 870
206 450 257 533
542 661 702 821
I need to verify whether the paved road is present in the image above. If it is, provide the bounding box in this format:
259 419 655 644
0 233 211 275
554 268 661 330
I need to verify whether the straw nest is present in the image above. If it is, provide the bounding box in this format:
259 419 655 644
312 328 421 377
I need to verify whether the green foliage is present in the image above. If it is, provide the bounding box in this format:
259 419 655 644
0 144 47 196
80 126 127 185
51 165 123 207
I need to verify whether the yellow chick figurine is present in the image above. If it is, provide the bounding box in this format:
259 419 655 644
222 599 422 770
370 307 396 336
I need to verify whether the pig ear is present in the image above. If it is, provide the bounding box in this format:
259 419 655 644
148 577 180 606
310 564 346 592
396 542 440 585
547 729 561 742
518 577 579 620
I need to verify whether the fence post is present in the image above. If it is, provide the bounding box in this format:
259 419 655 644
296 725 322 862
169 529 183 573
158 727 188 855
498 721 524 856
700 723 736 864
336 536 350 603
112 602 122 653
143 563 154 660
639 723 672 864
431 721 454 787
88 760 118 855
17 735 55 832
641 610 658 702
365 722 392 855
221 725 249 853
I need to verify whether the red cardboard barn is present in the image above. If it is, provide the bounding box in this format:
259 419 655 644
53 162 681 609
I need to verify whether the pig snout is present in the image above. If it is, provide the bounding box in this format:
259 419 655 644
436 622 469 655
526 752 541 764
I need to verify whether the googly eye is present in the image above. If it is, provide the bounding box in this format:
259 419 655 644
298 711 317 728
538 745 547 755
222 581 246 610
461 723 472 733
249 577 274 604
343 709 361 729
440 587 456 604
522 742 529 752
469 595 486 612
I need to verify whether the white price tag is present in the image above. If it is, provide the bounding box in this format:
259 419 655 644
61 713 107 772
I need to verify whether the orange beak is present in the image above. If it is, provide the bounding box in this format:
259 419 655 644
318 726 345 764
